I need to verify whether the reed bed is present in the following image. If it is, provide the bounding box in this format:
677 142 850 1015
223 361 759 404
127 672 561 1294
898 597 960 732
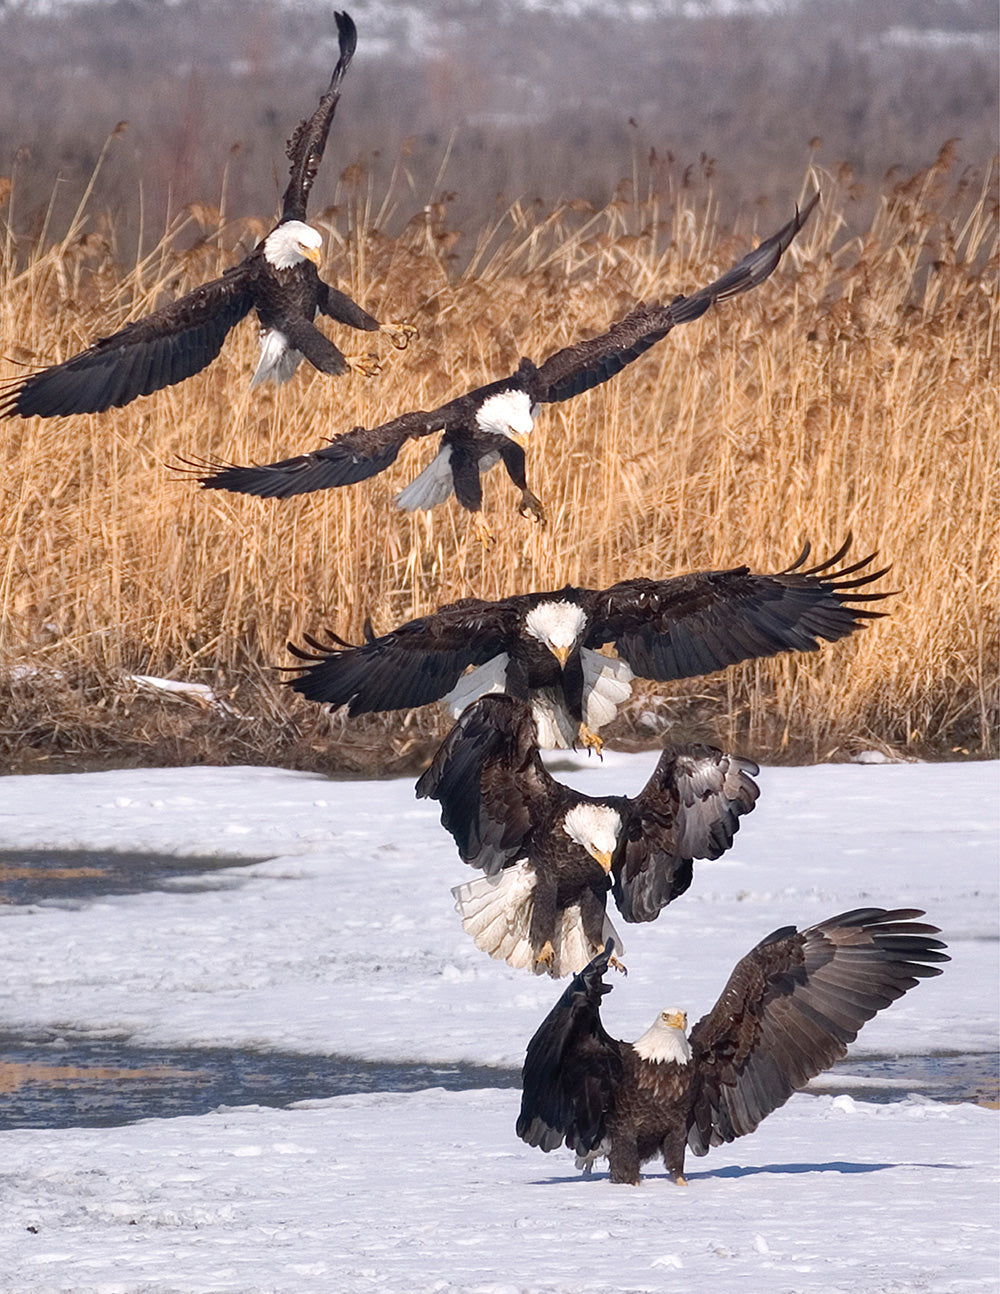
0 146 996 770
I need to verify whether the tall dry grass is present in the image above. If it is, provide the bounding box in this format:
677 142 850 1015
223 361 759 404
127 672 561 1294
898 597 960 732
0 145 996 770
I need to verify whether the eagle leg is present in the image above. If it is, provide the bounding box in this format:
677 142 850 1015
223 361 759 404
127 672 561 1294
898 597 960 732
608 1137 642 1186
577 724 604 758
596 944 628 976
518 489 547 527
386 322 418 350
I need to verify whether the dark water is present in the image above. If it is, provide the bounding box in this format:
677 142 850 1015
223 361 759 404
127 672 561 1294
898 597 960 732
1 848 996 1131
0 847 261 905
0 1035 521 1130
1 1036 993 1133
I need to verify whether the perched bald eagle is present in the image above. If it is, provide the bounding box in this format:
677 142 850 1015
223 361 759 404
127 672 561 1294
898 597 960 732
517 910 948 1184
416 694 759 976
195 195 818 538
286 536 889 750
0 12 387 420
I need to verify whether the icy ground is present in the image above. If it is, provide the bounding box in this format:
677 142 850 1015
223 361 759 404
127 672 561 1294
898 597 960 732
0 756 997 1292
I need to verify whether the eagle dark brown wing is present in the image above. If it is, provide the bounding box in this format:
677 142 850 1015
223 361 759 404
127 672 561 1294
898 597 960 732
580 537 891 682
416 695 559 876
285 596 521 714
517 941 624 1157
686 908 949 1157
612 746 760 923
0 265 255 419
280 11 357 224
197 398 473 496
529 194 818 404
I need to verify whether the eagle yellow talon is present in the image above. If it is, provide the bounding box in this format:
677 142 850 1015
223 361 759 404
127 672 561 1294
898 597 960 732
578 725 604 758
597 943 628 975
473 517 495 550
349 352 382 378
387 322 418 350
535 940 555 967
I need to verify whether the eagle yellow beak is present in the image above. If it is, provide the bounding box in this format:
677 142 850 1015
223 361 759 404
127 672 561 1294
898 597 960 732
588 847 614 874
662 1010 687 1031
301 244 322 267
509 431 530 451
549 644 570 667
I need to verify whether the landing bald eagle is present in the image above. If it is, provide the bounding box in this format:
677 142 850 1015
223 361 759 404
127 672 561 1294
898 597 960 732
286 536 889 750
0 12 386 420
196 195 818 537
416 695 759 976
517 910 948 1184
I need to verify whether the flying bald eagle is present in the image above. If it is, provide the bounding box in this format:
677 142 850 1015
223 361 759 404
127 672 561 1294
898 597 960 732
286 536 890 751
416 694 759 976
195 194 818 540
0 12 391 421
517 910 948 1184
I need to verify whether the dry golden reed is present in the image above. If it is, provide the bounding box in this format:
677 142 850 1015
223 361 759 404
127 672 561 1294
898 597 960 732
0 145 996 768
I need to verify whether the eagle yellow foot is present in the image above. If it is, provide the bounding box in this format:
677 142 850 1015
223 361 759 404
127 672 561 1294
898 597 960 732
596 943 628 975
670 1173 688 1186
386 322 418 350
473 516 495 550
349 352 383 378
535 940 555 968
578 725 604 758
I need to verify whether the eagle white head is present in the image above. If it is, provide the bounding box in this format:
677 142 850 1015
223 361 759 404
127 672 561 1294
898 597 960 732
524 600 587 666
632 1009 693 1065
263 220 323 270
562 802 621 872
475 389 537 449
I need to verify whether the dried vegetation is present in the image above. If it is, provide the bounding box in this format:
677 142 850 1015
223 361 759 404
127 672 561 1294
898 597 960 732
0 145 996 772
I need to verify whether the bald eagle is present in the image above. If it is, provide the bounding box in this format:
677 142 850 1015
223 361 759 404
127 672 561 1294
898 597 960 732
0 12 387 421
195 195 818 539
517 910 948 1184
416 694 759 976
286 536 889 750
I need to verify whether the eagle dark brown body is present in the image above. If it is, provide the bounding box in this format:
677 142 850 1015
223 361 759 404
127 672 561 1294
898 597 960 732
517 910 949 1183
196 195 819 523
416 695 759 975
0 12 379 420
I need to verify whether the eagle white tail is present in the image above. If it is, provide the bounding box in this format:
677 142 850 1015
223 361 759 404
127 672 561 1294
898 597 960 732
452 862 624 977
581 648 634 730
251 328 303 386
442 653 511 717
529 690 580 749
395 445 455 511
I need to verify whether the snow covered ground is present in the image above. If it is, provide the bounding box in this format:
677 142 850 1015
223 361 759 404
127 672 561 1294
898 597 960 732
0 756 997 1292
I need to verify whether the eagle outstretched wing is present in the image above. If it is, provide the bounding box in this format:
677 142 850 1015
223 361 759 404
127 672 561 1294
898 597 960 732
686 908 949 1157
197 404 465 496
529 194 819 403
0 266 255 419
581 537 891 682
285 597 519 713
281 11 357 224
612 746 760 923
416 695 560 875
516 941 624 1157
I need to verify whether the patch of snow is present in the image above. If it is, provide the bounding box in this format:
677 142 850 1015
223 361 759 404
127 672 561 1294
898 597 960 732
0 758 995 1290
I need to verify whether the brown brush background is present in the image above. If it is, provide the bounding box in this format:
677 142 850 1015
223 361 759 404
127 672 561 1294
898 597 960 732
0 142 996 773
